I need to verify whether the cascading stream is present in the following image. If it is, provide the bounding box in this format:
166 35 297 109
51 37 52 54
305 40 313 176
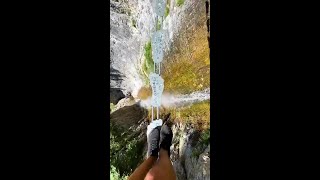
139 88 210 109
147 0 210 114
149 0 166 121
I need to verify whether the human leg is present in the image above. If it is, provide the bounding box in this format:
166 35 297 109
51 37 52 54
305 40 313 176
145 123 175 180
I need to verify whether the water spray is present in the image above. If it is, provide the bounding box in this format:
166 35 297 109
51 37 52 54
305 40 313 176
147 0 167 134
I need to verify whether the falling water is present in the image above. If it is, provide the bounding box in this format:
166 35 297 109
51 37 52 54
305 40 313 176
138 88 210 108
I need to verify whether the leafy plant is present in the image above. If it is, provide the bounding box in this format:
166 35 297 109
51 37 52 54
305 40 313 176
110 165 127 180
110 122 145 177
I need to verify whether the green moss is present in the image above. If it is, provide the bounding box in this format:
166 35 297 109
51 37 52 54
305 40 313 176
176 0 184 6
191 129 210 158
178 101 210 129
142 41 154 85
192 148 202 158
110 122 145 177
200 128 210 145
110 165 128 180
165 6 170 17
163 60 210 94
162 29 210 94
156 18 161 30
131 18 137 28
110 103 116 113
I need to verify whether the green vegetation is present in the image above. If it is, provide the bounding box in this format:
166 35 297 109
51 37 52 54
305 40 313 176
143 41 153 74
165 5 170 17
192 148 202 158
159 18 210 129
162 26 210 94
179 101 210 129
156 18 162 30
110 165 127 180
110 103 116 113
141 41 154 85
200 128 210 145
162 58 210 94
152 101 210 130
131 18 137 28
110 121 145 178
192 128 210 158
176 0 184 6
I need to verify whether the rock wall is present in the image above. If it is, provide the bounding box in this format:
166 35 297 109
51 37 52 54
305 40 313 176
111 96 211 180
110 0 156 103
162 0 209 56
171 123 210 180
110 0 210 103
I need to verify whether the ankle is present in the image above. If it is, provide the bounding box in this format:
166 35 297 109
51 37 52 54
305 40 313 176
159 148 169 157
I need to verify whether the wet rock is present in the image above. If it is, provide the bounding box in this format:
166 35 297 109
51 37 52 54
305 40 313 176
110 0 156 99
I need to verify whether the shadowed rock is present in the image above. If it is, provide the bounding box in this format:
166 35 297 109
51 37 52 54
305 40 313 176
110 103 148 129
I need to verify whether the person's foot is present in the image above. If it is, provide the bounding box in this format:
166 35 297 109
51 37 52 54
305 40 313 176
147 126 161 157
159 123 173 156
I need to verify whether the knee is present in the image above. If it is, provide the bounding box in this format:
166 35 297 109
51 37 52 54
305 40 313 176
145 167 160 180
145 171 156 180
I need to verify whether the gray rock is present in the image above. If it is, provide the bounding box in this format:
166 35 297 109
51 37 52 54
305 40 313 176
110 0 156 103
170 123 210 180
110 0 209 103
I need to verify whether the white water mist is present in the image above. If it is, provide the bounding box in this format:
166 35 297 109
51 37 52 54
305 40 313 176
138 88 210 108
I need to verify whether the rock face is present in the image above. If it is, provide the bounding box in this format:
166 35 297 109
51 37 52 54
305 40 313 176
110 0 210 103
110 0 157 103
110 98 149 176
162 0 209 55
111 100 211 180
171 123 210 180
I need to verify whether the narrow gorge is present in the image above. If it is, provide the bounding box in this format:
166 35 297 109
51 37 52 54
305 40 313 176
110 1 211 179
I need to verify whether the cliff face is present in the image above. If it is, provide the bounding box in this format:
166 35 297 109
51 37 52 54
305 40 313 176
110 0 157 103
110 0 210 102
171 122 210 180
110 0 210 179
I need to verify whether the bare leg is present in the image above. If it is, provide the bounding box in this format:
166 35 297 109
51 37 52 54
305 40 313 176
130 124 162 180
145 149 176 180
128 156 157 180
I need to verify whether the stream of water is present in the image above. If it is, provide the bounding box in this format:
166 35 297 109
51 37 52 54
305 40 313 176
138 88 210 108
